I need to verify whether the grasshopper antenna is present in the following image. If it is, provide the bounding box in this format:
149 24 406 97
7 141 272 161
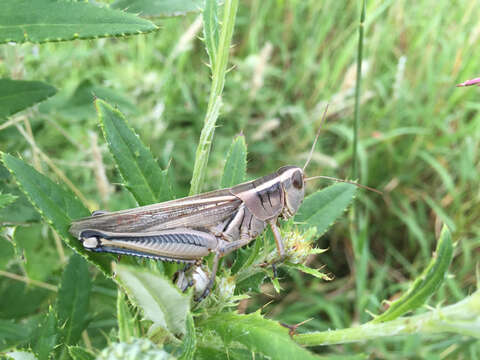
303 103 329 172
305 175 383 195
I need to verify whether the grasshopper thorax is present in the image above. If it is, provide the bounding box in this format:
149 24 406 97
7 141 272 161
276 166 305 218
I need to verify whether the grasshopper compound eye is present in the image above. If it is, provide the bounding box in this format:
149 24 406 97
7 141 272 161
292 170 304 189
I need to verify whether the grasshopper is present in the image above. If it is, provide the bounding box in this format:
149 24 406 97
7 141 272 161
69 122 378 299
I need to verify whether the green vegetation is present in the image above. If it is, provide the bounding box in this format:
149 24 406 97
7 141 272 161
0 0 479 359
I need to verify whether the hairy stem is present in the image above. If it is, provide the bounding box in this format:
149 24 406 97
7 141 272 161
190 0 239 195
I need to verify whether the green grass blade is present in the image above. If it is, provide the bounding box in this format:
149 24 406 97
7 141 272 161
113 263 191 336
372 225 453 323
112 0 203 17
351 0 366 179
200 311 321 360
189 0 239 195
220 134 247 188
0 0 157 44
57 254 91 356
1 153 112 276
295 183 357 236
96 98 173 206
0 79 56 119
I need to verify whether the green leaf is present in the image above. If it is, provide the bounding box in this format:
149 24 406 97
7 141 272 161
372 225 453 323
117 290 139 343
14 225 60 281
96 98 173 206
0 191 17 208
220 134 247 188
295 183 356 235
5 351 38 360
0 79 56 119
285 262 331 281
1 153 112 276
33 308 58 360
196 345 270 360
68 346 96 360
0 319 34 352
40 79 138 120
114 263 191 336
97 338 175 360
235 272 266 294
179 313 196 360
0 0 157 44
0 280 50 319
0 188 41 225
201 311 321 360
112 0 203 17
57 254 91 349
203 0 220 69
0 236 14 270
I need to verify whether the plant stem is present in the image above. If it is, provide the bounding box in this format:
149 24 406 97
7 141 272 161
189 0 239 195
352 0 366 179
295 290 480 346
350 0 367 322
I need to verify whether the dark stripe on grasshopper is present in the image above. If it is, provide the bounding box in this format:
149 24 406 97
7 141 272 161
91 246 197 264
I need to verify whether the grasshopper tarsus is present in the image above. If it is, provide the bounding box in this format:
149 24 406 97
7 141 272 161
92 210 109 216
272 263 278 278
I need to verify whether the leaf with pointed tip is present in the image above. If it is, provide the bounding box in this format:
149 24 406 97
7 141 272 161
0 79 56 119
1 153 112 276
0 0 157 44
33 308 58 360
114 263 191 336
221 135 247 188
285 262 331 281
112 0 204 17
200 311 321 360
96 98 173 206
57 254 91 349
372 226 453 323
295 183 356 236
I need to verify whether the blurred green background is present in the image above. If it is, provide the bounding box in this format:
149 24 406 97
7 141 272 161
1 0 479 358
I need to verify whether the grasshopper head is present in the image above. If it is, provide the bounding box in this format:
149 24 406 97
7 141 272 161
277 166 305 218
